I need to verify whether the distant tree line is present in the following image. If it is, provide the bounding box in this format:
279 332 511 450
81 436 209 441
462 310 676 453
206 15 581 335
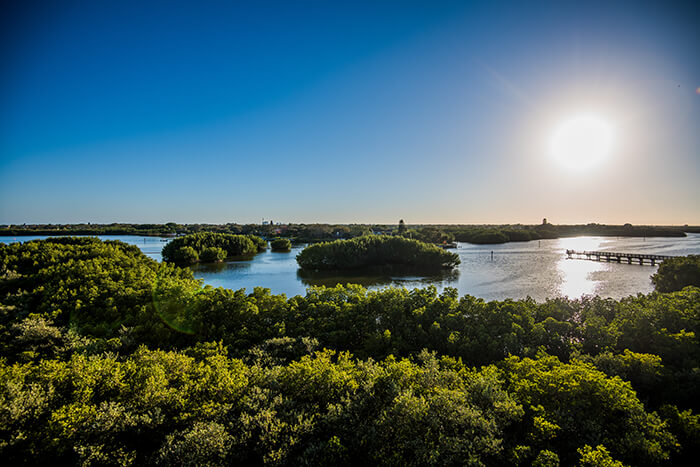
1 222 693 245
408 223 688 245
0 223 182 237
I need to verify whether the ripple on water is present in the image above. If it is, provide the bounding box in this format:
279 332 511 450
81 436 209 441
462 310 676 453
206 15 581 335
3 234 698 301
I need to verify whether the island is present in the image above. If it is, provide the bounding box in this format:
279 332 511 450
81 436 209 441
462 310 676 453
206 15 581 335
270 237 292 252
296 235 460 271
161 232 266 264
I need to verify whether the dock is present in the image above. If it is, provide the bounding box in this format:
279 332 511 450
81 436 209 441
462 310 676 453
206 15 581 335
566 249 676 266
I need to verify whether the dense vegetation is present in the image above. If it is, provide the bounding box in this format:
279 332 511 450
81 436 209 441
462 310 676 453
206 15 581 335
0 223 182 237
1 238 698 465
2 222 694 246
652 255 700 293
161 232 266 264
411 223 689 245
270 238 292 252
296 235 460 271
0 223 373 243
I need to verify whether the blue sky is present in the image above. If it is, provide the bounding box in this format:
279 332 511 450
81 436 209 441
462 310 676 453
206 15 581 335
1 0 699 224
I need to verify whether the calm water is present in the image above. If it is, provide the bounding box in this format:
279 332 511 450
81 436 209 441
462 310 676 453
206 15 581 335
3 234 699 301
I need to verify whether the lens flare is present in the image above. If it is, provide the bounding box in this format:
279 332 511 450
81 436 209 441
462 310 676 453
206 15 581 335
151 268 203 334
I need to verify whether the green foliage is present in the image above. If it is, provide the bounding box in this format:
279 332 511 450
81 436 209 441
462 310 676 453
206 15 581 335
0 347 250 464
652 255 700 292
501 354 677 465
2 223 688 249
296 235 460 271
248 235 268 253
413 227 454 244
455 229 509 244
577 445 624 467
657 404 700 465
583 350 664 405
158 421 233 466
532 449 559 467
2 237 699 464
0 237 198 345
0 349 524 465
199 247 226 263
175 246 199 264
0 348 678 466
162 232 265 264
270 238 292 251
502 228 538 242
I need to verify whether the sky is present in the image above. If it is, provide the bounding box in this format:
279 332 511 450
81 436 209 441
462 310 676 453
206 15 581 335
1 0 699 225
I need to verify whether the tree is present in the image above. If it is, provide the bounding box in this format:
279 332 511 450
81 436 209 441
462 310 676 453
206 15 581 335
295 235 460 271
501 354 676 465
162 232 263 263
651 255 700 292
2 237 699 464
270 238 292 251
200 247 226 263
176 246 199 264
398 219 406 234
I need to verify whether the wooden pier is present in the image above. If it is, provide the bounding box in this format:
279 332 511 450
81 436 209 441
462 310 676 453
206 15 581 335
566 249 676 266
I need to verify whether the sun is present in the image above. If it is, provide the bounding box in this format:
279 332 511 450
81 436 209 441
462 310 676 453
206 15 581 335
549 114 614 171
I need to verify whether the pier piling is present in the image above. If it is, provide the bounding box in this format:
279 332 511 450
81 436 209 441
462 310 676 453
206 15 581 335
566 249 675 266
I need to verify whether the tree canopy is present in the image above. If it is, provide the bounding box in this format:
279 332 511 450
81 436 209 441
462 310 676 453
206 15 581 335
652 255 700 292
270 238 292 251
296 235 460 271
0 238 698 465
161 232 266 264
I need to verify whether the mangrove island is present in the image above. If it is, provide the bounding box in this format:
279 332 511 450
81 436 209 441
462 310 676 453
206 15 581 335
296 235 460 271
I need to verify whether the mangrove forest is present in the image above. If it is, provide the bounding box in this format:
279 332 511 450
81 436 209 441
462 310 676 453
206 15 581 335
161 232 266 264
0 237 698 465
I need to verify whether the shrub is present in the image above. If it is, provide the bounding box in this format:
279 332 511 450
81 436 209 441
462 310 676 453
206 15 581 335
162 232 263 263
651 255 700 292
248 235 268 252
175 246 199 264
200 247 227 263
466 229 509 244
271 238 292 251
502 355 677 465
296 235 459 271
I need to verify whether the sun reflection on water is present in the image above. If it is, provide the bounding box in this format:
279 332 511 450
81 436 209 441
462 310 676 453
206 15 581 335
557 236 605 252
558 258 606 297
556 237 606 298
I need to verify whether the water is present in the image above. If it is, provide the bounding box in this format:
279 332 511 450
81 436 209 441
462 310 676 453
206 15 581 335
2 234 699 301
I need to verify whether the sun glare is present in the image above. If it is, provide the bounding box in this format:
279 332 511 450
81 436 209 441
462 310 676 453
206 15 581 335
549 114 614 171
